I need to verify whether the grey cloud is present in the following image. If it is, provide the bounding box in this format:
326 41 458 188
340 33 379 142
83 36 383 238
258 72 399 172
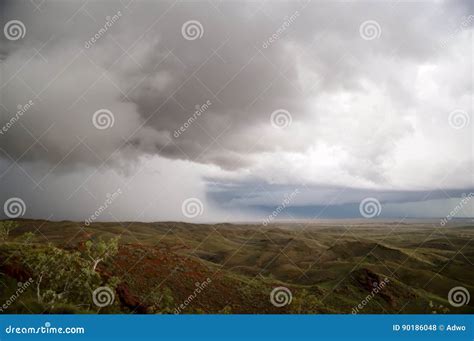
2 0 468 170
0 0 472 220
207 179 474 218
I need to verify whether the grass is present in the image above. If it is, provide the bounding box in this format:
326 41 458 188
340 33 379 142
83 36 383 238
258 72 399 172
1 219 473 314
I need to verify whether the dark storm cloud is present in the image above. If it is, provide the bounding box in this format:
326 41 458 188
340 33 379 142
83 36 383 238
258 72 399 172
1 0 469 169
207 180 457 207
207 179 474 218
0 0 472 220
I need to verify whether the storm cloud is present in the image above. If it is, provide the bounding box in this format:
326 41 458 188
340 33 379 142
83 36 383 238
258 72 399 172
0 0 472 221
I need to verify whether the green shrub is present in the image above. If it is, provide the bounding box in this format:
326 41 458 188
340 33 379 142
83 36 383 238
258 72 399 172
0 221 17 242
13 236 120 312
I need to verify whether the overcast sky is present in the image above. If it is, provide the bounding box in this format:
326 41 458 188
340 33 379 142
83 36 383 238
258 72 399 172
0 0 472 222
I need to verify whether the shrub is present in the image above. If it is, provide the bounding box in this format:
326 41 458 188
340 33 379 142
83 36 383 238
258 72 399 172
14 236 120 311
0 221 17 242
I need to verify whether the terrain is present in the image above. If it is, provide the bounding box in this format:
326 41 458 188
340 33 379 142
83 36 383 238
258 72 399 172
1 219 473 314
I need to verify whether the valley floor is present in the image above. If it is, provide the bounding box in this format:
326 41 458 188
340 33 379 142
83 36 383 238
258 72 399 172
1 219 473 314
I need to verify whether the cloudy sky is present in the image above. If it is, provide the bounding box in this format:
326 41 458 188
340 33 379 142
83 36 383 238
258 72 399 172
0 0 472 222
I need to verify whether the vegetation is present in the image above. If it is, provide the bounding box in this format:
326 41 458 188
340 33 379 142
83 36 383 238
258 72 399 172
0 221 17 241
0 219 473 314
0 222 120 313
